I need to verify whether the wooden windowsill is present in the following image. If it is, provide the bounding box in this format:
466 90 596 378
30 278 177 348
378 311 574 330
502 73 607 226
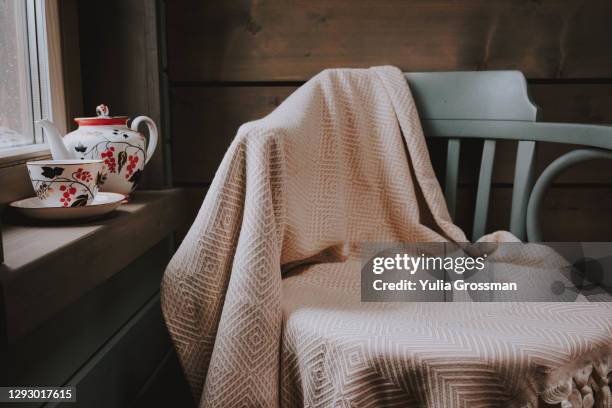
0 144 51 166
0 189 189 343
0 145 53 207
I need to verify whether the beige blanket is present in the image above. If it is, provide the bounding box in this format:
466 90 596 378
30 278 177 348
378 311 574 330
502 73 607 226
162 66 612 407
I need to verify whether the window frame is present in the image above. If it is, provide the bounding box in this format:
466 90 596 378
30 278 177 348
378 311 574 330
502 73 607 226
1 0 70 201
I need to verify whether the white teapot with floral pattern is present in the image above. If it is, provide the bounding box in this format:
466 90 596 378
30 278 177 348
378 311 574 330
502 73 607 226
38 104 158 195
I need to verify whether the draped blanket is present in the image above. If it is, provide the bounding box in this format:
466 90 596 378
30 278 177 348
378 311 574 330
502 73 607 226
161 66 612 407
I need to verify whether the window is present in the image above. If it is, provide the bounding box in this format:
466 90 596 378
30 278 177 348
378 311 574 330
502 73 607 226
0 0 52 152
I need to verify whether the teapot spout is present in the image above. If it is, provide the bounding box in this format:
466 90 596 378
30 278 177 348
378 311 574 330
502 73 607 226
37 120 74 160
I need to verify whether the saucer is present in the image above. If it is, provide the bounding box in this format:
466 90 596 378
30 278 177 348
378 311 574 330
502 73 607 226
10 192 126 221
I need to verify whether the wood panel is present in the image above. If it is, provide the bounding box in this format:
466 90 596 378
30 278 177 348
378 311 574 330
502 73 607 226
171 86 296 183
530 83 612 183
52 296 170 408
166 0 612 82
532 84 612 124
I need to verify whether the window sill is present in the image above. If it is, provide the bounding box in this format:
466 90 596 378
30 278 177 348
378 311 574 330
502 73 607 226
0 144 52 207
0 144 51 167
0 188 189 343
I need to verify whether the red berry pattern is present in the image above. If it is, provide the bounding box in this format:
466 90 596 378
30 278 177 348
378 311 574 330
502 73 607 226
59 184 78 207
75 168 93 182
125 154 139 178
101 147 117 173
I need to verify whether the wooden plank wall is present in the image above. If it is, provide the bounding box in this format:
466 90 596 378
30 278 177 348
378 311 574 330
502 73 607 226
165 0 612 241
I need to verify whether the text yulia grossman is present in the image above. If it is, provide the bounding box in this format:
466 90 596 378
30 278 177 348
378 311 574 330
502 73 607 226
361 242 612 302
372 278 516 292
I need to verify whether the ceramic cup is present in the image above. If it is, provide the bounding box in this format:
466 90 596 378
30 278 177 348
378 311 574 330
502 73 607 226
26 159 104 207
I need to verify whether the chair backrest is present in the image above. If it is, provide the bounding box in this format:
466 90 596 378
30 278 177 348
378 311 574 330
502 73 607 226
405 71 612 242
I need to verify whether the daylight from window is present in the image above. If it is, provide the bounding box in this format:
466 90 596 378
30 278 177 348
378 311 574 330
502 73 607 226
0 0 47 151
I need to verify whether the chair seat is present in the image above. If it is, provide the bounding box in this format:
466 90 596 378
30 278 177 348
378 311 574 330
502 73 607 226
280 261 612 407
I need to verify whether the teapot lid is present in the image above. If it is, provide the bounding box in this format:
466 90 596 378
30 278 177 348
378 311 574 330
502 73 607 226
74 104 129 126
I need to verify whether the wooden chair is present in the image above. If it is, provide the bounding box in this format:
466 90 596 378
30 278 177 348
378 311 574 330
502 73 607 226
406 71 612 242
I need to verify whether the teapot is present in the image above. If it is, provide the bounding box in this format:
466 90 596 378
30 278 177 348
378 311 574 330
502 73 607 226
38 104 158 195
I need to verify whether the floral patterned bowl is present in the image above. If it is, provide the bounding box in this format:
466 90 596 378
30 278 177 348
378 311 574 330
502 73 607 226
26 159 104 207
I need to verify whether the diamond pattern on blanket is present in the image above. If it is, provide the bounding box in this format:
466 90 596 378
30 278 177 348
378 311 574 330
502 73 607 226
162 66 612 407
281 262 612 407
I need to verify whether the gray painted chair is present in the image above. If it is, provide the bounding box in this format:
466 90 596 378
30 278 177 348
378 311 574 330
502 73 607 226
405 71 612 242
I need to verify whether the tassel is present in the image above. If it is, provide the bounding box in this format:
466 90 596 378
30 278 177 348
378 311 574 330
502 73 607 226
574 364 594 408
568 388 583 407
592 357 610 408
542 377 573 404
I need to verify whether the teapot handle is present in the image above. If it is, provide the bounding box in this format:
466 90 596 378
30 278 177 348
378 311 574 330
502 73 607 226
130 116 158 165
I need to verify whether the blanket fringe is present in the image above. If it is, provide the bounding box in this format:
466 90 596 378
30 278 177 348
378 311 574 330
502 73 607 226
540 347 611 407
